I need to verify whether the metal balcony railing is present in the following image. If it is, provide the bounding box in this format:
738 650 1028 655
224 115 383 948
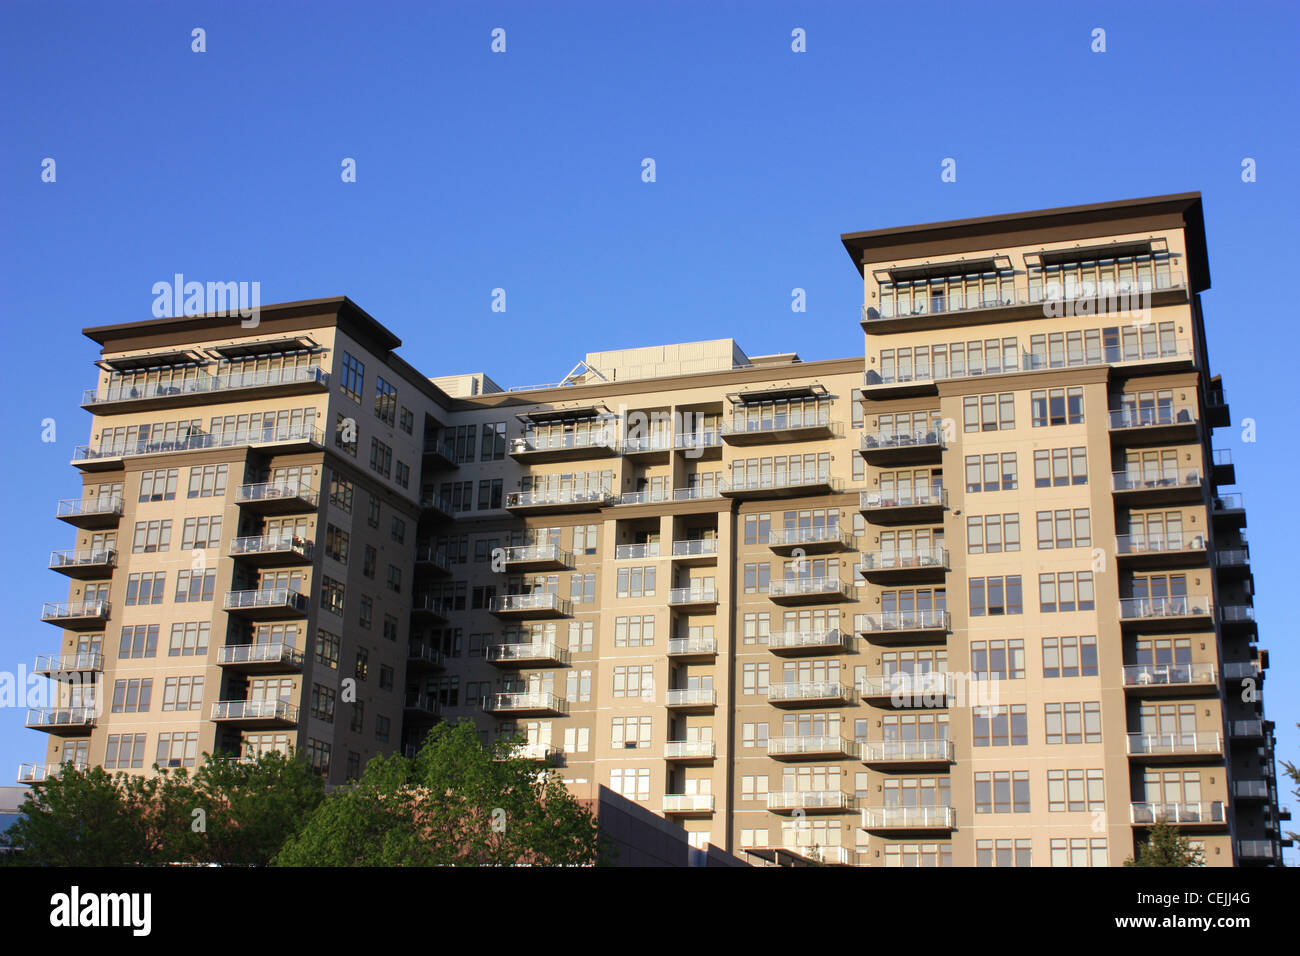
48 548 116 571
666 636 717 656
671 539 718 557
859 489 946 511
1119 596 1212 620
861 806 955 829
1129 802 1225 825
668 586 718 605
614 542 661 559
55 495 123 519
857 609 950 633
74 424 324 462
229 534 313 559
860 549 948 572
1111 468 1202 492
768 629 847 652
82 365 327 405
33 652 104 673
1126 732 1221 756
1122 663 1216 687
211 699 299 722
216 643 305 667
767 681 852 703
234 480 319 507
859 739 955 763
1115 534 1205 555
664 740 715 759
223 588 309 613
490 593 570 615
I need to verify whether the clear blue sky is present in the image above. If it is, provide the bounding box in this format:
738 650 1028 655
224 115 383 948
1 1 1296 859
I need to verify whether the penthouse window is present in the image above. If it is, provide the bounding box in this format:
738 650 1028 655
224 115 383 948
341 352 365 403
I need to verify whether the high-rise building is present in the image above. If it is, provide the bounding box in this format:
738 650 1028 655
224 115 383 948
25 193 1288 866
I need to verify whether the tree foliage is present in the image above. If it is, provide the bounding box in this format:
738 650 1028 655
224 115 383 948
1123 820 1205 867
275 720 603 866
1281 722 1300 848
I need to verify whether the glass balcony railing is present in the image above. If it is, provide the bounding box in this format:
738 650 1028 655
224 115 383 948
860 430 943 453
82 365 328 405
41 600 109 622
505 488 610 509
865 356 1021 387
1129 802 1225 825
671 539 718 557
1111 468 1202 492
216 643 304 667
723 415 835 435
1108 406 1197 430
768 629 847 652
1122 663 1216 687
614 542 661 559
490 593 570 615
222 588 309 613
860 549 948 572
1126 732 1221 756
859 489 946 511
1119 596 1212 620
33 652 104 674
619 435 674 454
75 424 324 462
767 681 852 704
662 794 715 813
511 432 615 454
18 761 88 783
48 548 116 571
765 526 852 548
664 740 715 759
766 735 852 757
767 790 853 812
211 699 299 722
1237 840 1279 861
722 474 840 494
1234 780 1271 799
861 806 955 829
501 544 568 566
55 495 123 520
1115 534 1206 555
857 609 950 633
486 641 570 665
1231 720 1265 738
859 739 955 763
1214 493 1244 511
858 672 950 699
485 691 568 714
1220 605 1256 625
26 708 97 729
666 688 716 707
1024 339 1193 370
668 587 718 605
234 480 319 507
1215 548 1250 568
229 534 313 560
666 636 717 656
767 577 853 600
671 486 723 501
673 431 723 450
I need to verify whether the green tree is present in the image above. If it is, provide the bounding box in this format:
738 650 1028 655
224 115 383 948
276 720 604 866
1282 722 1300 848
1123 819 1205 867
4 766 155 866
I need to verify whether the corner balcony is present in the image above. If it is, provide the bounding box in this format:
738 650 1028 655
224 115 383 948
666 636 717 661
859 739 955 769
1237 840 1280 863
406 641 446 671
1111 468 1203 505
1229 720 1265 741
483 691 568 717
859 548 948 584
858 672 951 705
55 495 122 529
768 628 849 656
667 586 719 610
859 430 944 466
211 699 299 728
47 548 116 579
504 488 611 515
859 488 946 523
489 593 570 619
1126 732 1222 762
767 735 855 760
856 609 950 644
223 588 308 619
1119 596 1213 631
486 640 570 667
1219 605 1257 634
670 538 719 565
25 708 97 734
414 545 451 574
664 740 716 763
1234 780 1272 800
765 526 854 554
1214 547 1251 577
766 790 854 814
1211 493 1246 529
73 424 324 471
234 480 319 514
40 600 110 630
33 652 104 679
860 805 955 833
17 760 88 784
1130 802 1226 828
1108 406 1198 444
229 534 313 566
1222 660 1261 682
80 364 329 413
216 642 305 673
508 432 617 464
1122 663 1217 696
1211 447 1235 485
720 418 841 446
767 576 856 605
665 688 717 712
767 681 853 707
1115 534 1207 569
662 794 715 816
720 474 841 501
403 692 442 719
501 544 571 571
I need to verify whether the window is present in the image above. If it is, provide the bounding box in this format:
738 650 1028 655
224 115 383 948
362 546 377 579
139 469 178 502
132 520 172 553
477 478 503 510
976 840 1032 867
111 678 153 713
974 771 1031 813
1045 702 1103 744
329 474 353 513
972 705 1028 746
374 376 397 425
321 577 345 615
1050 838 1108 867
399 407 414 434
174 570 215 603
156 732 199 768
966 514 1020 554
311 684 337 723
125 572 166 606
307 739 332 775
1031 387 1085 427
615 566 657 598
1042 636 1099 677
369 438 393 478
1036 509 1092 549
325 525 350 563
341 351 365 402
970 640 1025 680
963 392 1015 432
965 453 1016 492
1034 447 1088 487
480 422 507 461
315 629 340 670
383 614 399 642
614 616 656 647
168 622 209 656
395 461 410 488
180 515 222 550
968 576 1022 616
1047 769 1105 812
334 413 358 456
1038 572 1096 612
105 734 147 770
387 565 402 593
119 625 158 659
391 516 406 543
359 595 373 629
186 464 227 499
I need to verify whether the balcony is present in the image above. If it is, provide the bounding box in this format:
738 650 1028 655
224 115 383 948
1222 660 1261 681
665 688 717 711
501 742 555 763
223 588 309 619
670 538 719 565
662 794 715 816
1211 448 1235 485
720 474 840 501
490 593 571 619
1108 405 1198 443
860 806 956 832
721 417 840 446
211 699 299 727
1111 468 1203 504
1126 732 1222 761
1129 802 1226 828
508 431 617 463
411 594 453 623
862 355 1024 398
486 640 570 667
767 681 853 707
670 486 725 504
483 691 568 717
499 544 570 572
1237 840 1279 863
859 739 955 769
1234 780 1272 800
421 439 458 471
413 545 451 574
1115 534 1207 569
767 791 854 814
667 586 719 610
55 495 123 529
81 364 329 412
504 488 611 514
666 636 717 660
403 692 442 719
33 651 104 681
25 708 97 734
17 761 87 784
216 642 305 672
419 491 456 521
858 672 951 705
619 435 674 459
765 526 854 554
1219 605 1257 633
859 548 948 584
406 641 446 671
673 431 723 456
1214 547 1251 576
768 628 849 656
613 542 661 560
1119 596 1213 630
615 491 672 507
73 424 324 470
859 488 946 523
1211 493 1246 529
234 480 319 514
47 548 116 579
859 430 943 465
1229 720 1265 741
767 577 855 605
856 609 950 643
1122 662 1217 695
767 736 855 760
229 534 313 566
40 600 110 630
664 740 715 763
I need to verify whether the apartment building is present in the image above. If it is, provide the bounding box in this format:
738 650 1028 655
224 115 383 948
25 193 1288 866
